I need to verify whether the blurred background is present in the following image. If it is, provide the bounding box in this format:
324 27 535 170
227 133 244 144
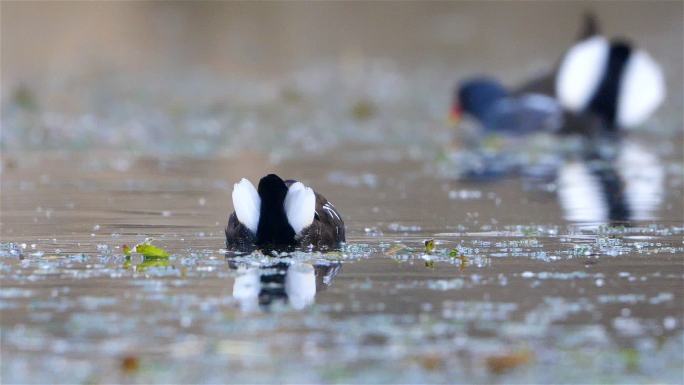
2 1 682 158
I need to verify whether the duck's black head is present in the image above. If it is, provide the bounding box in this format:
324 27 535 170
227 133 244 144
454 77 509 124
256 174 296 247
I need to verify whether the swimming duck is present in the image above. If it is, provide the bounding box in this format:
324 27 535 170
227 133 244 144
452 76 563 135
555 16 665 133
451 13 665 136
225 174 345 250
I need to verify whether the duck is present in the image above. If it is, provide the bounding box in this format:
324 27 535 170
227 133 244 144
451 76 563 136
555 15 665 134
225 174 345 250
451 13 665 136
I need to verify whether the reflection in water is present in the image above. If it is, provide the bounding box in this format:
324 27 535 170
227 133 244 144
557 141 664 224
229 258 341 312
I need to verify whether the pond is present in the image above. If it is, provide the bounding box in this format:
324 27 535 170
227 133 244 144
1 2 683 383
1 143 682 383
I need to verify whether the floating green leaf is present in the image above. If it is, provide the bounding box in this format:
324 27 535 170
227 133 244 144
13 84 38 111
621 348 639 372
449 248 468 270
122 241 169 259
351 100 376 121
135 243 169 258
424 239 435 254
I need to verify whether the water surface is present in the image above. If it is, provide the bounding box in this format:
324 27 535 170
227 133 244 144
1 147 682 384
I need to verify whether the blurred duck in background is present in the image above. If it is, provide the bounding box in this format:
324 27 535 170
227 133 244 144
452 12 665 137
447 12 666 180
555 15 665 135
452 77 563 136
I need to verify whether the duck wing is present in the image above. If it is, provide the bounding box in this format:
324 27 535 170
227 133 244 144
313 191 346 245
284 180 345 249
225 212 257 250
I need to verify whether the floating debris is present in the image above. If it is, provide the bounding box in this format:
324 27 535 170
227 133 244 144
123 240 170 259
350 99 377 121
120 355 140 374
424 239 435 254
486 350 533 374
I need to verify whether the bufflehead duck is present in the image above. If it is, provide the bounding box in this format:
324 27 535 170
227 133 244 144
225 174 345 250
451 13 665 136
555 15 665 133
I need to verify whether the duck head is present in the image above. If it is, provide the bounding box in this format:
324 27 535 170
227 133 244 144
256 174 297 247
452 77 509 125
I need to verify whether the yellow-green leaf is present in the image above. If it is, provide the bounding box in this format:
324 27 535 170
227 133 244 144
424 239 435 254
123 244 132 257
135 243 169 258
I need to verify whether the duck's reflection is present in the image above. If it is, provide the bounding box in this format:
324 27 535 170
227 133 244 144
557 141 664 224
229 258 341 312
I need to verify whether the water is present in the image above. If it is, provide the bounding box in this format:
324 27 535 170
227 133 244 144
1 146 682 384
2 2 683 383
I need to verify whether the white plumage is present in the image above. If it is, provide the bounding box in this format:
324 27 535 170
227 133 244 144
284 182 315 235
556 35 665 129
617 50 665 128
556 36 610 112
232 178 260 234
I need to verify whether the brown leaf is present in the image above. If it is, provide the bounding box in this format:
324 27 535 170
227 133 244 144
486 350 533 374
120 355 140 374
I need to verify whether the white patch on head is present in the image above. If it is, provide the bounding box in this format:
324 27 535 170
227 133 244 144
284 182 315 235
557 162 608 223
617 49 665 128
556 36 610 112
232 178 260 234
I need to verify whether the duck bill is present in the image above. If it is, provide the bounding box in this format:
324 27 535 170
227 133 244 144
448 106 462 126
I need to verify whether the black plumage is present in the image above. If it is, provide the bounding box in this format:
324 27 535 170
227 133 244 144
225 174 345 251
